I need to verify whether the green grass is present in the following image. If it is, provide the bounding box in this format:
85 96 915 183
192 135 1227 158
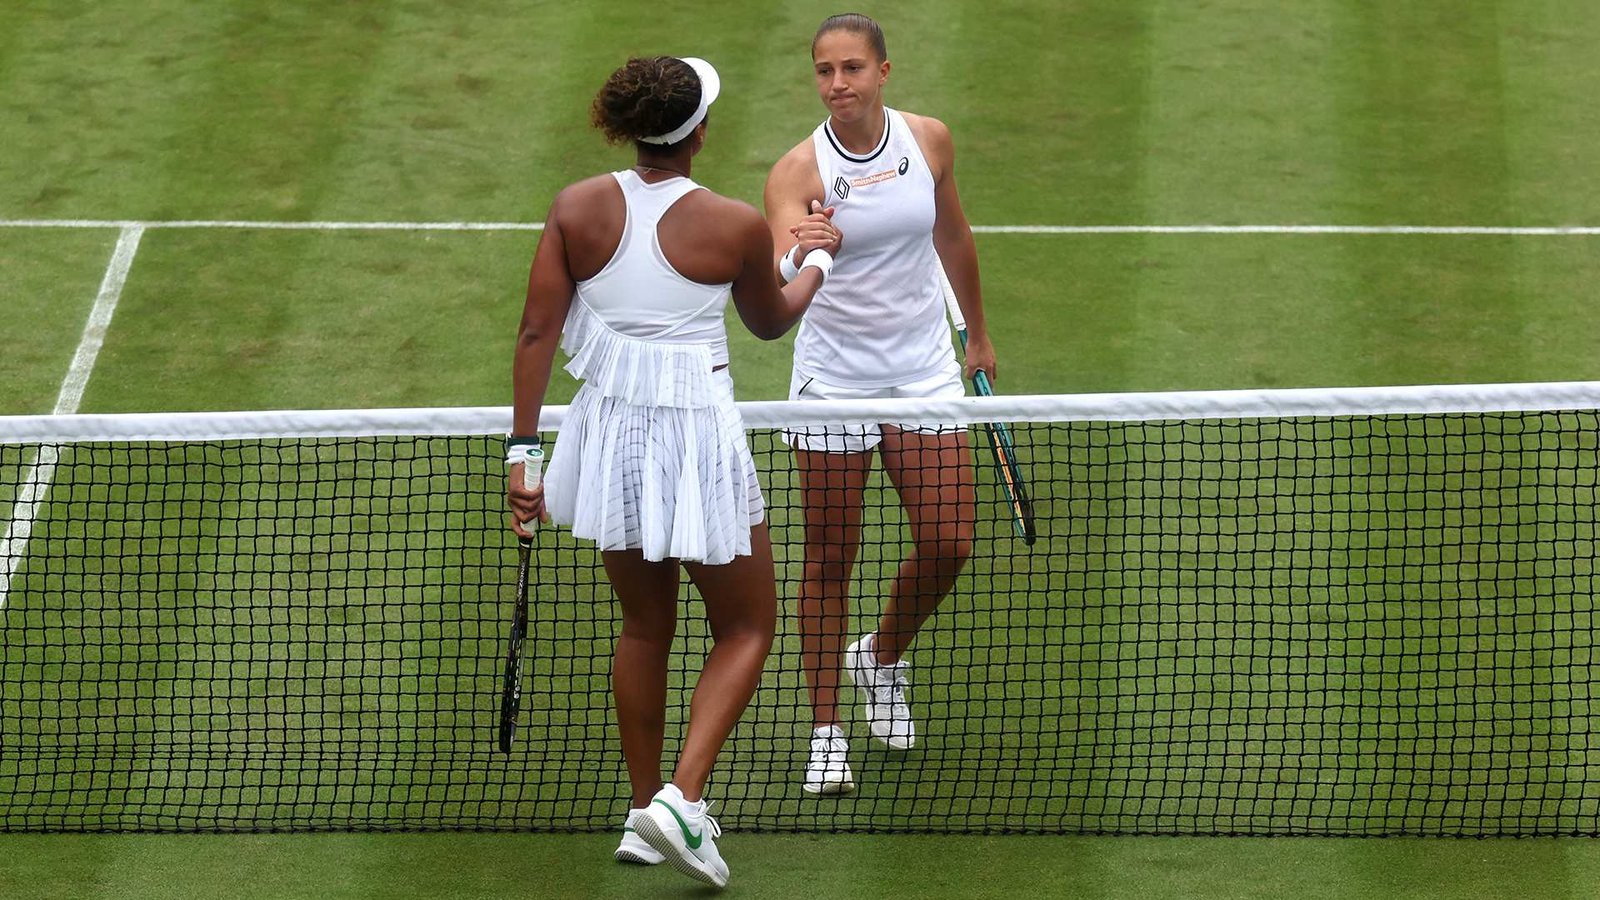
7 0 1600 895
1 833 1595 900
0 230 123 416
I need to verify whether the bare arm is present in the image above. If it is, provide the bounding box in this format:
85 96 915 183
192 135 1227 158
918 116 996 381
764 146 833 282
729 208 834 340
508 192 578 536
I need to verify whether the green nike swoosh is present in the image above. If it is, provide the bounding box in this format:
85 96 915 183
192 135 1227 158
652 799 703 850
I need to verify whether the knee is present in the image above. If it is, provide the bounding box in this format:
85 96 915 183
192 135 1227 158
620 611 677 646
803 543 859 584
919 523 974 567
713 614 775 656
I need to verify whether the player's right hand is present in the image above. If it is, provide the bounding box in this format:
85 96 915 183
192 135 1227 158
507 463 548 539
791 199 840 257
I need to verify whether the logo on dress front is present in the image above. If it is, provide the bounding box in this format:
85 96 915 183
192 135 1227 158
898 156 910 175
833 176 850 201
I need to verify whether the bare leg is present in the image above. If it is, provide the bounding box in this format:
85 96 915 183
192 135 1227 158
872 428 976 664
670 522 780 800
795 448 873 728
601 550 680 808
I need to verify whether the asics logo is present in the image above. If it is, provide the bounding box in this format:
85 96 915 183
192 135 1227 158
654 799 704 849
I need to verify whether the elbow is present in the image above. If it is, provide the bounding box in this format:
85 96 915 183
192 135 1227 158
517 322 551 351
753 308 806 341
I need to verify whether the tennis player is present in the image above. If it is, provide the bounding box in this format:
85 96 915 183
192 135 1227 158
507 56 839 888
764 13 997 795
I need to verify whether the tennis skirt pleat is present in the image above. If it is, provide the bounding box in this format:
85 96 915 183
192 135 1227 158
545 374 763 566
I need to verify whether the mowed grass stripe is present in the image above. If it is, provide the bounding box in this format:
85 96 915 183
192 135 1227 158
1141 0 1347 224
947 0 1155 393
1331 4 1524 385
0 231 126 416
1496 0 1600 225
303 0 617 224
0 832 1586 900
1130 2 1351 391
79 231 540 414
1500 1 1600 388
0 3 231 217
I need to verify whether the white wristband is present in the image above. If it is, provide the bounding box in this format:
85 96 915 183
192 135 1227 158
800 248 833 281
778 245 801 283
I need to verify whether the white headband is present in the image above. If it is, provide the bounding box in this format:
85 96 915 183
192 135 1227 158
639 57 721 145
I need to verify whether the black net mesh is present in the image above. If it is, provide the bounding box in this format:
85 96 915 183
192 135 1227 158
2 410 1598 833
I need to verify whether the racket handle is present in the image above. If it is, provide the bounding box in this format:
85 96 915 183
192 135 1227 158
522 446 545 489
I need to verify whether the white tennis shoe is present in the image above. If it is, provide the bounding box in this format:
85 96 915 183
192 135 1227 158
802 725 855 795
845 633 917 750
633 783 730 889
614 807 664 865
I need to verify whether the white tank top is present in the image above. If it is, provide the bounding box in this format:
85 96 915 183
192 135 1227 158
572 170 731 363
794 107 954 388
559 171 733 409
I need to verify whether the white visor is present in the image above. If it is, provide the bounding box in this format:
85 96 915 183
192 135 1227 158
638 57 721 145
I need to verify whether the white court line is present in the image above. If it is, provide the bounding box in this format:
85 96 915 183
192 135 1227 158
0 219 544 231
1 225 144 610
1 218 1600 235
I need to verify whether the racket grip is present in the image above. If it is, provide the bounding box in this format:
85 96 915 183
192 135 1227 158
521 446 545 489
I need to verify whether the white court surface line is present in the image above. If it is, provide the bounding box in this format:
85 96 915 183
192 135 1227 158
2 218 1600 235
1 225 144 610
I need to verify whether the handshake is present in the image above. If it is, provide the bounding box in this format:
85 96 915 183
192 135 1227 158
781 199 843 281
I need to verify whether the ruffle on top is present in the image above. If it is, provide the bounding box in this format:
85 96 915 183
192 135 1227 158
545 299 761 565
560 301 724 410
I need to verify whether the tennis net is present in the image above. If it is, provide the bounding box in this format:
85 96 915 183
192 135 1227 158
3 383 1599 835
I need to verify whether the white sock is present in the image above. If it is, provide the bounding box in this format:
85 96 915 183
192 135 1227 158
813 724 845 740
662 782 705 813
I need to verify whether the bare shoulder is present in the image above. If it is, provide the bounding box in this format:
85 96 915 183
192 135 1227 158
549 174 619 219
901 111 955 159
766 138 821 195
700 190 762 222
770 137 818 178
690 190 765 237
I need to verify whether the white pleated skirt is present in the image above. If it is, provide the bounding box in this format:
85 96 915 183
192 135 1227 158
544 371 764 566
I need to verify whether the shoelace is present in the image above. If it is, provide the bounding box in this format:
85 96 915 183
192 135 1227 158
811 736 849 758
873 664 911 712
697 802 723 840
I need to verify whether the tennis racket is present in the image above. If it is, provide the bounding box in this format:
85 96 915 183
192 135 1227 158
497 445 545 753
939 265 1038 545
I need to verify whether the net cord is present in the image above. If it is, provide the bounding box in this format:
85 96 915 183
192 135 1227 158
5 381 1600 444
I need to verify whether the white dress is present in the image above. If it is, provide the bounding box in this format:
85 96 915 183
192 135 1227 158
543 171 763 566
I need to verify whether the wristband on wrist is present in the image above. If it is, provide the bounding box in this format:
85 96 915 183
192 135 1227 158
799 248 834 281
778 244 801 283
506 434 542 464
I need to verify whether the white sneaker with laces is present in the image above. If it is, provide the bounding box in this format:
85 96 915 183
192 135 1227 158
802 725 855 795
614 807 665 865
845 633 917 750
634 783 730 888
